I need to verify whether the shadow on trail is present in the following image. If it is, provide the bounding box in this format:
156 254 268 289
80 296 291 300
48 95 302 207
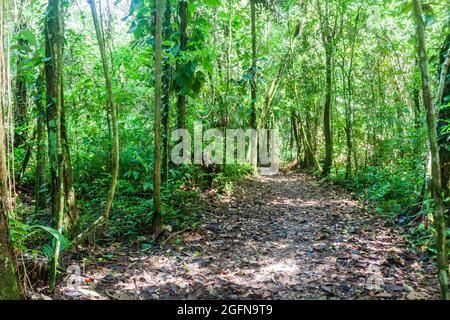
57 173 439 300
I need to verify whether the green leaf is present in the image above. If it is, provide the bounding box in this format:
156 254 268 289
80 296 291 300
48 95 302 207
32 225 68 245
18 29 37 45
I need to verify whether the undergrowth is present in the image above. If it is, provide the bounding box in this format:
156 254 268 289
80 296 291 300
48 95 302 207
329 161 450 256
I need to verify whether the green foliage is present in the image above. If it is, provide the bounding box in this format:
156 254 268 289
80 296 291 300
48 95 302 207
364 164 423 218
8 216 69 259
6 0 450 297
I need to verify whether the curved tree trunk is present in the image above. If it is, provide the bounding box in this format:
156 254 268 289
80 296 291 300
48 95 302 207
89 0 120 222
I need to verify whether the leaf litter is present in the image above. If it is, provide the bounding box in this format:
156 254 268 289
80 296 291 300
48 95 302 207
52 173 440 300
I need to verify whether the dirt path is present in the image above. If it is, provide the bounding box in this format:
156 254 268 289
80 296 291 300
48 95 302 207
54 173 440 300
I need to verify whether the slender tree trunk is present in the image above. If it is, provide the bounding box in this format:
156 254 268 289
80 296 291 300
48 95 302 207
344 10 359 180
344 115 352 179
249 0 257 130
341 61 351 179
413 0 449 300
89 0 120 222
14 24 28 148
412 65 422 156
44 0 58 221
437 35 450 200
224 0 233 127
0 117 21 300
248 0 258 170
316 0 342 177
0 0 21 298
152 0 163 236
106 102 113 170
323 44 333 176
162 0 171 182
289 120 294 160
61 97 78 236
291 111 301 163
47 0 65 291
176 0 187 130
45 0 78 240
292 79 319 171
35 73 46 212
16 128 36 184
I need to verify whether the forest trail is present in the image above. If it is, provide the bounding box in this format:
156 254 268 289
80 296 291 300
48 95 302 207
55 173 440 300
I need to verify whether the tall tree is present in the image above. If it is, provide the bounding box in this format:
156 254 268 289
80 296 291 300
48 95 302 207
249 0 257 130
61 102 78 236
340 7 360 180
88 0 120 221
46 0 65 291
176 0 188 130
437 34 450 200
35 72 47 213
152 0 163 236
413 0 449 300
45 0 78 239
316 0 342 176
14 23 28 149
224 0 233 127
0 0 21 299
162 0 172 182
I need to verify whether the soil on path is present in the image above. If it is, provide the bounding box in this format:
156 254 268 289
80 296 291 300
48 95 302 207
53 173 440 300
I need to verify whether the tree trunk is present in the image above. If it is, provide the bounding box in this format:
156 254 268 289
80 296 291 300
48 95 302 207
89 0 120 223
343 10 359 180
35 73 46 212
249 0 257 129
162 0 171 182
47 0 65 292
248 0 258 170
224 0 233 127
413 0 449 300
152 0 163 236
61 98 78 236
291 111 301 163
14 25 28 148
0 0 21 298
323 44 333 176
438 35 450 200
45 0 78 243
44 1 58 221
0 123 21 299
176 0 187 130
292 80 319 171
16 128 36 184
